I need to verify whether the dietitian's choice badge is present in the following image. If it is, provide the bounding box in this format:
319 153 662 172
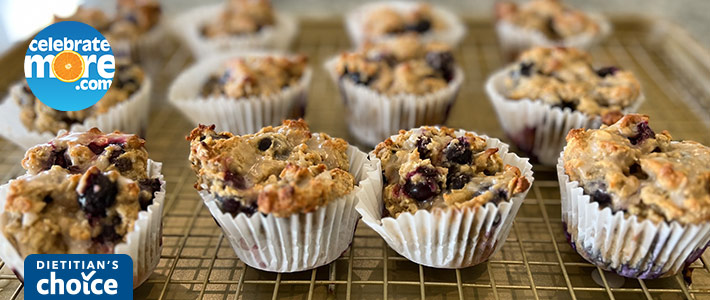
24 254 132 299
24 21 115 111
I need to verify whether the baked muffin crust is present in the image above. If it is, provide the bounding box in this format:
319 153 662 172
363 3 443 37
201 55 307 99
22 128 149 181
503 47 640 120
495 0 599 40
187 119 354 218
334 35 455 95
374 127 530 218
563 114 710 225
201 0 276 37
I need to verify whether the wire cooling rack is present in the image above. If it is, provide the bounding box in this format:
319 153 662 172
1 17 710 300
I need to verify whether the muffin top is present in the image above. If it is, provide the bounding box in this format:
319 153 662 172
55 0 161 40
201 55 308 99
16 63 145 134
363 3 443 38
202 0 275 37
3 128 162 256
564 114 710 225
503 47 641 121
374 127 530 218
187 119 354 218
334 35 455 95
495 0 599 40
22 128 150 182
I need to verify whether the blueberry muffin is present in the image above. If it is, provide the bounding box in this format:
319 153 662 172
374 126 531 217
495 0 599 41
2 166 153 255
363 4 442 38
201 0 275 38
55 0 161 41
21 128 160 207
504 47 640 122
15 63 145 134
563 114 710 225
201 55 308 99
334 34 455 95
561 114 710 278
187 119 355 218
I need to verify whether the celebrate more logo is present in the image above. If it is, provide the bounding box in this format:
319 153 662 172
25 254 132 299
24 21 115 111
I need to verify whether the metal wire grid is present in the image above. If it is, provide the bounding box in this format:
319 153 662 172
0 18 709 299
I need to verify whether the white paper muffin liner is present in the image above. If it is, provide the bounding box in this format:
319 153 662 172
0 77 152 150
557 154 710 279
357 129 534 268
495 13 611 60
484 67 645 165
169 52 312 134
325 57 463 147
200 146 381 273
172 3 298 59
345 1 466 47
0 160 165 288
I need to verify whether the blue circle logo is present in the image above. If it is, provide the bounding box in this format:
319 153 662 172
24 21 115 111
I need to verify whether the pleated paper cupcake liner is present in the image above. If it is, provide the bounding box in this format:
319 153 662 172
172 3 298 59
357 129 534 268
557 154 710 279
0 160 165 288
169 52 312 134
0 78 152 150
484 67 644 165
495 13 611 60
345 1 466 47
325 57 463 147
200 146 382 273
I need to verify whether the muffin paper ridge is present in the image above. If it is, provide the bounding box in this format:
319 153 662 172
171 3 298 58
200 145 382 273
0 159 166 288
324 57 463 147
557 153 710 278
0 77 152 150
169 52 312 134
345 1 466 47
485 67 645 165
356 129 534 268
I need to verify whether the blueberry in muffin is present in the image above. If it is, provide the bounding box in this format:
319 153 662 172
15 63 145 134
495 0 600 41
187 119 355 218
563 114 710 225
21 128 160 208
201 0 276 37
2 162 160 255
373 126 530 217
364 3 440 37
504 47 641 122
200 55 308 99
334 34 456 95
